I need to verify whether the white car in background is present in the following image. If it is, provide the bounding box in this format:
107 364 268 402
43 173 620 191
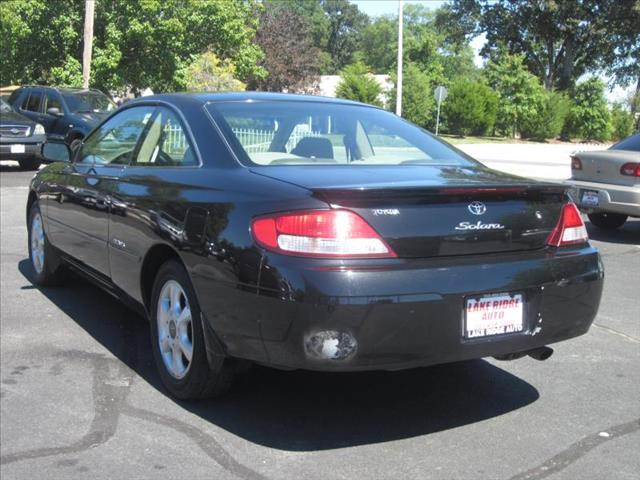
567 133 640 229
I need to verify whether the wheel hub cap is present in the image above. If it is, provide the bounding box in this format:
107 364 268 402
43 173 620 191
156 280 193 379
30 212 45 274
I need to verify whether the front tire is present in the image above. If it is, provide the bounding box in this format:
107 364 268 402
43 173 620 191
19 157 41 171
150 259 234 399
588 212 627 230
28 202 64 285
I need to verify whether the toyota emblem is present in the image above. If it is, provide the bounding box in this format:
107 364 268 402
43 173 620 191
468 201 486 215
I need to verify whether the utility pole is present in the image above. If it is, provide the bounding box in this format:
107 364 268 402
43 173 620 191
82 0 95 89
395 0 403 116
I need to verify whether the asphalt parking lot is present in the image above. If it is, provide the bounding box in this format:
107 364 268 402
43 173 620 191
1 163 639 480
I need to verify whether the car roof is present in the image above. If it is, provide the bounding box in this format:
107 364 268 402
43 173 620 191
17 86 106 95
128 91 378 108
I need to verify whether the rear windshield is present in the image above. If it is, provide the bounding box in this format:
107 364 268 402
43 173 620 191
610 133 640 152
62 92 116 113
205 101 475 167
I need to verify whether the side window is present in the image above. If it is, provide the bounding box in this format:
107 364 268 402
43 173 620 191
43 92 63 113
77 107 155 166
24 90 42 112
134 107 197 167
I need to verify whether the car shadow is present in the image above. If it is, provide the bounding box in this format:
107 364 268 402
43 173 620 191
586 218 640 245
18 259 540 451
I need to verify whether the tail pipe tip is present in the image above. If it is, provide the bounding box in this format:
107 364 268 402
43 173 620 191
527 346 554 361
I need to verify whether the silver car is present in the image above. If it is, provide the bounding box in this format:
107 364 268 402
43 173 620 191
567 133 640 229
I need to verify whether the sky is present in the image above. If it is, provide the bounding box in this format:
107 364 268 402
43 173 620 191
351 0 631 103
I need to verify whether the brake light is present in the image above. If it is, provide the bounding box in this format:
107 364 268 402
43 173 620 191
620 162 640 177
546 202 588 247
251 209 396 258
571 156 583 170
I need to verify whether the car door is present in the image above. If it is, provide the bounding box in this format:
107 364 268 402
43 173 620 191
46 106 156 277
40 90 67 140
108 106 200 299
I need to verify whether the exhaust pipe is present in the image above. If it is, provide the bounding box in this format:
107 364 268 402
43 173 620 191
527 346 553 361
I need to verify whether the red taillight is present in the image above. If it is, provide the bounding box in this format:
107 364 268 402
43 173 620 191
546 202 588 247
620 162 640 177
571 156 583 170
251 209 396 258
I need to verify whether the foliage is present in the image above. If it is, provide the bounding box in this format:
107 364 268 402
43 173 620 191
335 61 382 107
360 16 397 74
183 52 245 92
565 78 611 141
609 104 635 140
322 0 369 73
388 62 438 129
438 0 629 91
442 78 498 136
251 7 320 92
484 52 545 137
519 91 571 140
0 0 265 94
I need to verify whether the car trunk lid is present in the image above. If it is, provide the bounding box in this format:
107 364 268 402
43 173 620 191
250 165 566 258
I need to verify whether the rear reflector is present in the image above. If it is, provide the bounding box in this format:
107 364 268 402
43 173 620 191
620 162 640 177
546 202 588 247
571 156 583 170
252 210 396 258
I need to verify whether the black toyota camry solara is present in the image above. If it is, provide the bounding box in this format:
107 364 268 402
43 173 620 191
28 93 604 399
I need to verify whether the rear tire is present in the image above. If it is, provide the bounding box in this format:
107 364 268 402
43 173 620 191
69 138 83 154
588 212 627 230
150 259 234 399
28 202 64 285
19 157 41 171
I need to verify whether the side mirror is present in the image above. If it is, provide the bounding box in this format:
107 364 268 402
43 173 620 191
41 142 71 163
47 107 63 117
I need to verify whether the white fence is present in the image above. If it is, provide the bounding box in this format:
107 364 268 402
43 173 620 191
163 125 324 154
231 128 322 153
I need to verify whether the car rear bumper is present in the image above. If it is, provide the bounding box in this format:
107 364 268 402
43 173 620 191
566 180 640 217
211 246 604 371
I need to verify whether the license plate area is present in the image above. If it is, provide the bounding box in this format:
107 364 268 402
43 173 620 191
464 292 524 339
10 144 25 154
581 189 599 207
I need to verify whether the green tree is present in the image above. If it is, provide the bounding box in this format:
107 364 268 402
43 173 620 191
183 52 245 92
610 104 635 140
335 61 382 106
0 0 265 94
360 16 397 73
566 77 611 141
484 52 545 137
519 91 571 140
251 7 320 92
443 78 498 136
388 62 439 129
438 0 628 91
322 0 369 73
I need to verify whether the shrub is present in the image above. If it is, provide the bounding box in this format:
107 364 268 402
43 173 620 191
183 52 245 92
484 52 545 137
565 78 611 141
335 61 383 107
388 62 442 130
520 91 571 140
610 103 635 141
443 77 498 136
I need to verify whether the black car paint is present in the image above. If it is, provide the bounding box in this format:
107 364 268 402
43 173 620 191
9 86 110 144
30 92 604 371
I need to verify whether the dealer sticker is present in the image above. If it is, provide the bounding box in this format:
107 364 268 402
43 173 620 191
465 293 524 339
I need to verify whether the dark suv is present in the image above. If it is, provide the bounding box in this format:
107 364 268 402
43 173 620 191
0 98 47 170
8 86 116 151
